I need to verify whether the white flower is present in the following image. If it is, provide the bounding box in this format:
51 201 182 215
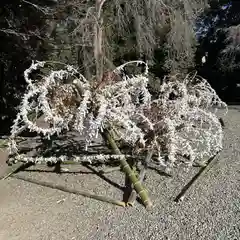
8 60 227 171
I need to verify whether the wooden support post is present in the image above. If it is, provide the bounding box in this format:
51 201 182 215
102 129 153 209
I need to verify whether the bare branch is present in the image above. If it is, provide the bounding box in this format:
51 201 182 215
22 0 51 14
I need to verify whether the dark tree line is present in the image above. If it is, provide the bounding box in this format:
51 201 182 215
0 0 239 134
196 0 240 102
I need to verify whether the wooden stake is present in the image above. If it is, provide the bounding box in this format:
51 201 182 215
127 150 153 206
1 162 33 180
102 129 153 209
174 152 220 202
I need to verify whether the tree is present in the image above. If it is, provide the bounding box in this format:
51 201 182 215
195 1 240 102
0 0 210 132
0 0 57 133
63 0 208 78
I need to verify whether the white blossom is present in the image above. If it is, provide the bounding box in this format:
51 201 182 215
8 61 227 171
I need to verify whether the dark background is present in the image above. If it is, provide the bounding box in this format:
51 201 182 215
0 0 239 134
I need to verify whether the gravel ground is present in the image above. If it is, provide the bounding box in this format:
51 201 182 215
0 107 239 240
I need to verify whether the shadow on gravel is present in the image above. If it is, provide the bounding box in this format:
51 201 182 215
7 130 215 208
7 132 174 207
22 168 95 174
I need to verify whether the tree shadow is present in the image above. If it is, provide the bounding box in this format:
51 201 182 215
22 168 95 175
147 166 172 178
10 134 173 207
82 163 124 192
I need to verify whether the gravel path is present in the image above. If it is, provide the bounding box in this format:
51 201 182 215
0 107 239 240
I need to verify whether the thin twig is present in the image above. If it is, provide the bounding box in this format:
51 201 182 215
174 152 220 202
8 154 129 165
1 162 33 180
22 0 50 14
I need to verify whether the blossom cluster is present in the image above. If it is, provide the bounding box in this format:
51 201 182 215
8 61 227 170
